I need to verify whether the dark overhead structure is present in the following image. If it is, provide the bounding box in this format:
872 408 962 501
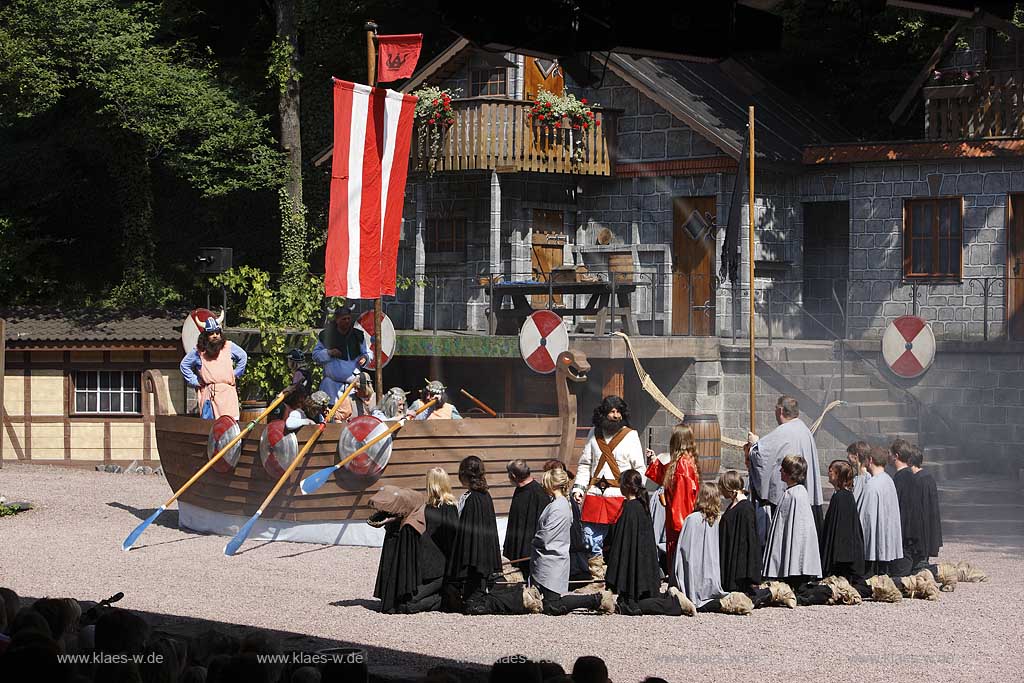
422 1 784 63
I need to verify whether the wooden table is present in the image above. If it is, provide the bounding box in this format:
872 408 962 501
484 281 639 336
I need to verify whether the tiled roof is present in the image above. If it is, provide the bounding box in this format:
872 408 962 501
615 156 738 177
803 139 1024 165
1 308 186 345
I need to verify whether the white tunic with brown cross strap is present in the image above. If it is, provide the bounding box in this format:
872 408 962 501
573 426 646 525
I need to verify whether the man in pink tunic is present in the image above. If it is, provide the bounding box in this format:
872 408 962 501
179 318 248 419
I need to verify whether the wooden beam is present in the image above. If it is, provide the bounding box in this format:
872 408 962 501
602 360 625 398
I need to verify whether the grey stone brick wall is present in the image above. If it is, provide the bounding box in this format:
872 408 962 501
847 158 1014 340
858 347 1024 474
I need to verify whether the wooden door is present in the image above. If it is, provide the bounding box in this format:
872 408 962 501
1009 195 1024 339
530 209 565 306
672 197 716 336
524 57 564 99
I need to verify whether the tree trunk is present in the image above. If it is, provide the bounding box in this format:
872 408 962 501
276 0 302 210
275 0 305 285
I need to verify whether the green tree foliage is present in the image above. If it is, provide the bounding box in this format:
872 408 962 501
212 264 336 400
0 0 287 306
748 1 955 139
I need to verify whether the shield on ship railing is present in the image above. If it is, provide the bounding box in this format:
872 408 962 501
207 416 242 473
259 420 299 478
335 415 392 491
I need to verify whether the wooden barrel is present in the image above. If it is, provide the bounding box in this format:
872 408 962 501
607 253 634 283
239 400 269 425
683 414 721 478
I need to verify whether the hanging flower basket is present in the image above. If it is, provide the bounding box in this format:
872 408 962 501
412 85 461 175
528 89 599 164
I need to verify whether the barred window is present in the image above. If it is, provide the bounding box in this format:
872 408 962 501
904 198 963 279
426 217 467 253
74 371 142 414
470 68 507 97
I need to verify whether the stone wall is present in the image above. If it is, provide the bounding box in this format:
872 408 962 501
846 158 1015 340
856 343 1024 474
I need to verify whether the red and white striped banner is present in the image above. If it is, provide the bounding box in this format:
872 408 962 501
325 79 417 299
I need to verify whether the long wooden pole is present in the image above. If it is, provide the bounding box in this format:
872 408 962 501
366 20 384 403
224 380 357 556
748 106 756 434
122 386 294 551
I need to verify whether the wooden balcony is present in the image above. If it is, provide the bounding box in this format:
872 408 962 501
410 97 616 176
924 68 1024 140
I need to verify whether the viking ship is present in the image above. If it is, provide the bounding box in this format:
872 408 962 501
144 350 590 546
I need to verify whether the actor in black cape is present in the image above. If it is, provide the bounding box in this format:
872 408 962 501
891 442 925 575
818 461 872 599
502 460 551 577
369 486 446 614
717 471 763 594
603 470 689 616
911 445 943 562
448 456 502 607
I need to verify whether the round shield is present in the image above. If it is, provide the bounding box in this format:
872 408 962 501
355 311 396 370
519 310 569 374
335 415 392 491
259 420 299 478
207 415 242 473
181 308 224 354
882 315 936 379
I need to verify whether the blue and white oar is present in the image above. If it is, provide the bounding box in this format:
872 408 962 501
121 386 295 552
223 379 357 556
299 398 437 495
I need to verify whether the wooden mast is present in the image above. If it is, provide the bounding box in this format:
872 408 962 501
366 20 384 402
748 106 756 434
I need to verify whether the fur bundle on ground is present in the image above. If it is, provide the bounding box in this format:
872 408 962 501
822 576 863 605
522 586 544 614
668 587 696 617
899 571 940 601
955 561 987 583
766 581 797 609
935 563 959 592
718 591 754 615
867 575 902 603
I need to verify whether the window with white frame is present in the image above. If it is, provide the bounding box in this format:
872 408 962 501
74 371 142 414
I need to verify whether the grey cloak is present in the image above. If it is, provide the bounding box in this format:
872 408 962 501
762 484 822 579
649 487 668 556
857 471 904 562
530 496 572 594
674 510 726 608
749 418 824 507
852 472 870 504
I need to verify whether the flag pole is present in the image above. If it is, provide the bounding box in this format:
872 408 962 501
366 20 384 402
747 106 756 435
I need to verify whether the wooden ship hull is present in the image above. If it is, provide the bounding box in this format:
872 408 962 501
143 350 590 546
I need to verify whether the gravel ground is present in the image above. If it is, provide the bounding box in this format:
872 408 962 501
1 463 1022 682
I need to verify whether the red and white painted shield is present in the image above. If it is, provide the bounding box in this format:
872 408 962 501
259 419 299 478
355 311 396 370
181 308 225 353
206 415 241 473
882 315 936 379
519 310 569 374
336 415 392 491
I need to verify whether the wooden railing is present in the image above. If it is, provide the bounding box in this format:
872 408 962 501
924 68 1024 139
410 97 616 176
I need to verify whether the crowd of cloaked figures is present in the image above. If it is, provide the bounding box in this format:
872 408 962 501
371 427 988 618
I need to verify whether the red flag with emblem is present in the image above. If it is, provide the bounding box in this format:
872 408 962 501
376 34 423 82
